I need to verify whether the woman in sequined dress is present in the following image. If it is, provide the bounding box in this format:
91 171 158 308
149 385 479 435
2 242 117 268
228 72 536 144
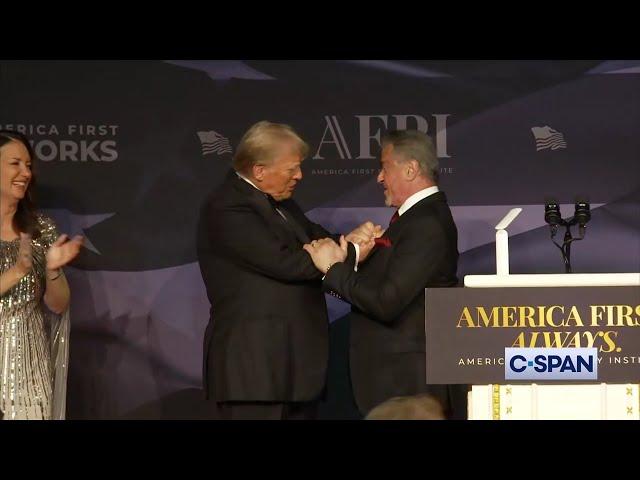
0 130 83 420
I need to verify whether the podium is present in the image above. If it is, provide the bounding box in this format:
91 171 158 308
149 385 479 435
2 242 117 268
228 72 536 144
469 383 639 420
462 209 640 420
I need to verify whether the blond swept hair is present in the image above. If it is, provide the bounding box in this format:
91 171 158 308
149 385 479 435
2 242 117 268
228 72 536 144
232 120 309 175
365 394 446 420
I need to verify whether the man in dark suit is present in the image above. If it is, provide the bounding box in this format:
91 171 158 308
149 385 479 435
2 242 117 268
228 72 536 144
304 130 467 419
197 121 367 420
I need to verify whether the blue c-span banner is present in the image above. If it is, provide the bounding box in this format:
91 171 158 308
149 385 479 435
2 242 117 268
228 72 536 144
505 348 598 381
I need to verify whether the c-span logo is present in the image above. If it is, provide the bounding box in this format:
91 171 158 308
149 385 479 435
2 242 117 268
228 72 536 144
505 348 597 380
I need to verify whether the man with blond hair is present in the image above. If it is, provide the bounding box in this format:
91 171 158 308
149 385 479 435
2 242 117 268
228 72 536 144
197 121 374 420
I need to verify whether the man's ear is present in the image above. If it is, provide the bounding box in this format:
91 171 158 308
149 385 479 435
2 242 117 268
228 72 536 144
405 159 419 180
253 164 265 181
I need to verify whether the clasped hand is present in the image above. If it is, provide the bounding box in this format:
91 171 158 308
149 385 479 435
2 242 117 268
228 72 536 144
345 221 384 263
303 236 348 273
303 220 385 273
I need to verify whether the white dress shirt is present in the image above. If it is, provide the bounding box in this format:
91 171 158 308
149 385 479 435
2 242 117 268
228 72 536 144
398 185 440 217
234 171 360 273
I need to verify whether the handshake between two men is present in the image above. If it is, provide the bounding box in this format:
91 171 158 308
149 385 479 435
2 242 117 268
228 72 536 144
303 221 384 274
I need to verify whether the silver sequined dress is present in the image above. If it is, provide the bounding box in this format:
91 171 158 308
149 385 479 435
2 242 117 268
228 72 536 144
0 214 68 420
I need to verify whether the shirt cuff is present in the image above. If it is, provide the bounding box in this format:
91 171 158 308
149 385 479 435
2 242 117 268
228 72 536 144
322 241 358 280
352 242 359 272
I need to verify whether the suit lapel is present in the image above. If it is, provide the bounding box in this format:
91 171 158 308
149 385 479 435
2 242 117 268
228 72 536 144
275 203 311 244
390 191 446 232
230 171 301 248
366 191 447 262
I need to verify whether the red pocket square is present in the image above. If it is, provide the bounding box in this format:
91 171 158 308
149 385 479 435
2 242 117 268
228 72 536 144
374 236 392 248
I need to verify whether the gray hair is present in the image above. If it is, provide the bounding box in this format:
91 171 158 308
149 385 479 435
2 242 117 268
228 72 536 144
381 130 439 183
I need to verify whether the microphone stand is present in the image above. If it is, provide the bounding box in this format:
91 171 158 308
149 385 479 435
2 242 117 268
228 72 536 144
549 219 586 273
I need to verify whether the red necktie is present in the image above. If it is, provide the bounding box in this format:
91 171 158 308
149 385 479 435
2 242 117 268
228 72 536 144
389 210 399 226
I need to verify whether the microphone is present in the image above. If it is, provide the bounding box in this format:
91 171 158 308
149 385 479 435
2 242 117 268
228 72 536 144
544 198 562 236
543 196 592 273
573 197 591 236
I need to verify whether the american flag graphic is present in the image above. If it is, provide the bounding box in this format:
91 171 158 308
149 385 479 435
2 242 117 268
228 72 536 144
197 130 233 155
531 126 567 151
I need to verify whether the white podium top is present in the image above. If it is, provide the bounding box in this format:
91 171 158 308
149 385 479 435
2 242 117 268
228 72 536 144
464 272 640 288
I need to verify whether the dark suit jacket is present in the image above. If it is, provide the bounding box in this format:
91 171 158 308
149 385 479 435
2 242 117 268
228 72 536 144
197 170 346 403
323 190 466 418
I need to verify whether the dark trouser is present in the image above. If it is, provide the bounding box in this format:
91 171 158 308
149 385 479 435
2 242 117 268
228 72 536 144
217 401 319 420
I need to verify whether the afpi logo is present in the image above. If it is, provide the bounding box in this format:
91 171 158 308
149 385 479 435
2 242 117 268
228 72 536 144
505 348 597 381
